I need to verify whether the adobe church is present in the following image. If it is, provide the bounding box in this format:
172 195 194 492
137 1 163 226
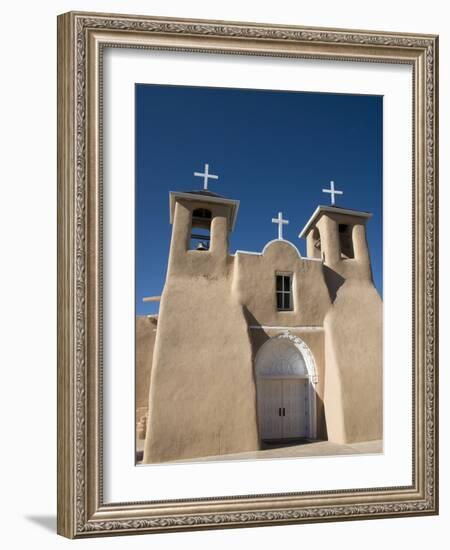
136 164 382 464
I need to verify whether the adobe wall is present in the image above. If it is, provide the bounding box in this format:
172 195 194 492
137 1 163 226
135 316 157 441
143 274 259 463
234 240 331 442
233 239 331 327
323 280 383 443
313 214 383 444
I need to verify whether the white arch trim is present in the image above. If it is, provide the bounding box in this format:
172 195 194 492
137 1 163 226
255 330 319 386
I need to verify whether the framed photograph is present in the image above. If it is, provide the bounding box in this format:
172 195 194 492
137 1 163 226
57 11 439 538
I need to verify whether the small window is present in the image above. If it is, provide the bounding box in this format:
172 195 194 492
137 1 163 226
193 208 212 221
190 227 210 250
311 227 321 259
190 208 212 251
276 274 293 311
338 223 354 259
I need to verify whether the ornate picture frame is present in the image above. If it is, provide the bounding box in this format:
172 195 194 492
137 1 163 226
57 11 438 538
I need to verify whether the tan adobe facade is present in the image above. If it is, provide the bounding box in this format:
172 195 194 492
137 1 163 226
137 189 383 464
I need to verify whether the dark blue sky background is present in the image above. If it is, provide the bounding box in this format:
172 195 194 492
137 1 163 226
135 84 383 316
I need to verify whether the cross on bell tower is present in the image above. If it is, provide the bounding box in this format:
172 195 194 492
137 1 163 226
194 163 219 191
271 212 289 240
322 180 343 206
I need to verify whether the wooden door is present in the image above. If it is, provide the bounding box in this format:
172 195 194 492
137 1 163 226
282 379 308 438
258 380 283 440
258 379 309 440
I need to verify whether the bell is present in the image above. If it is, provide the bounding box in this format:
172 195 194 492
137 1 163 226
196 241 208 251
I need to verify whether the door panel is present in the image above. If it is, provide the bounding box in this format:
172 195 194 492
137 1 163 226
258 378 310 440
282 379 308 438
258 380 282 439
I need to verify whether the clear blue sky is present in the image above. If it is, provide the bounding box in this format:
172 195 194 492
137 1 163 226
135 84 383 316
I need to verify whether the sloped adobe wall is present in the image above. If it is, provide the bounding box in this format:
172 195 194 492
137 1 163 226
135 316 157 439
323 280 383 443
143 276 258 463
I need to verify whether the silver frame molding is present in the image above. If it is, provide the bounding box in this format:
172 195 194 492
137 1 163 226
57 11 439 538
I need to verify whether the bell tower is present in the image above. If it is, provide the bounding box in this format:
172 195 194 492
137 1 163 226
166 164 239 279
299 180 373 281
144 165 258 463
298 182 382 445
300 206 372 265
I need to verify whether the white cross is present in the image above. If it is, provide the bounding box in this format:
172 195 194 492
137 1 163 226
271 211 289 240
322 180 343 206
193 163 219 190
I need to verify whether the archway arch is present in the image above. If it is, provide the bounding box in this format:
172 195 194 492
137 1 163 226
255 332 318 441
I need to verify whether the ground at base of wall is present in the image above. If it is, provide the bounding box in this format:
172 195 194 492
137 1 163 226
135 438 382 465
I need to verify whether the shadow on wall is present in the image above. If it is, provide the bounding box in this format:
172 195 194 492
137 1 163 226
242 304 270 334
242 305 271 360
323 265 346 303
243 305 268 447
316 392 328 441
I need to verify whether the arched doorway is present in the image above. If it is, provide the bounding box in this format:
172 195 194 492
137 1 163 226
255 332 318 442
